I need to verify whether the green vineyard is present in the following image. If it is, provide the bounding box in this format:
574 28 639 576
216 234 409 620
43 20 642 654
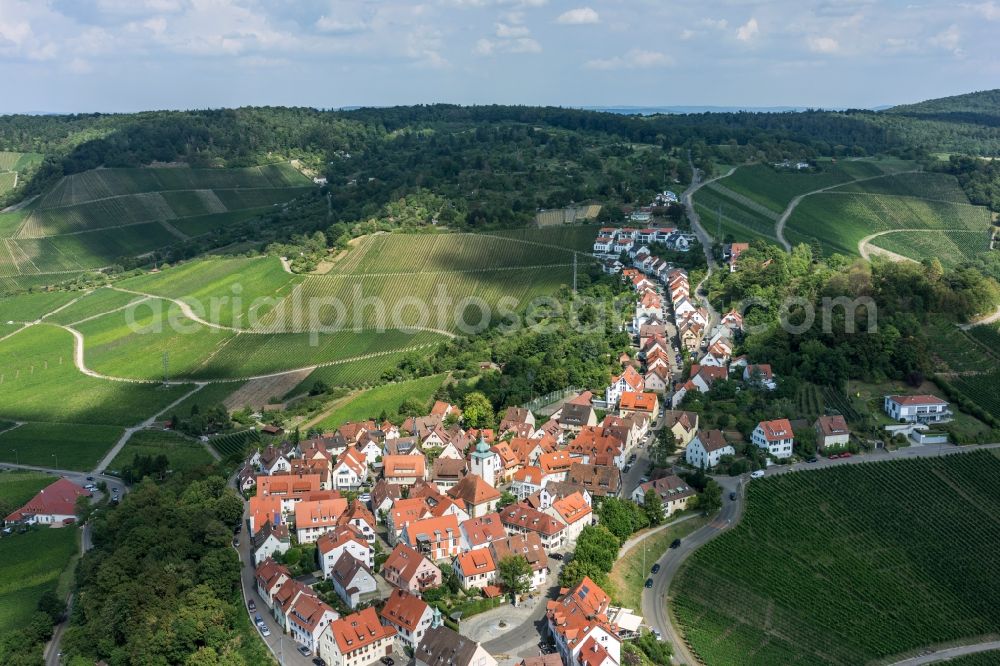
672 452 1000 665
831 171 971 203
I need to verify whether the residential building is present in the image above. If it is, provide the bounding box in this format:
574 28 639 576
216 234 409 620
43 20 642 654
546 576 621 666
452 548 497 590
499 503 566 551
752 419 795 458
295 498 349 544
630 475 696 516
604 366 644 407
257 473 323 513
318 525 374 579
288 595 338 656
566 463 621 498
743 364 777 390
331 552 378 609
3 478 89 526
380 588 434 652
545 491 592 543
332 448 368 490
401 515 462 561
618 391 658 419
248 495 283 535
318 607 396 666
251 519 291 566
388 497 431 545
490 532 549 591
512 466 546 500
661 410 699 447
382 542 442 595
254 558 290 609
340 501 378 544
685 430 734 470
446 473 501 518
883 395 952 423
814 415 850 450
273 580 316 631
431 457 466 490
415 624 497 666
383 454 427 486
460 513 507 551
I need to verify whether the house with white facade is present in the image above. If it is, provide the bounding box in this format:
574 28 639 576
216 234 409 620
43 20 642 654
752 419 795 458
883 395 951 423
684 430 734 469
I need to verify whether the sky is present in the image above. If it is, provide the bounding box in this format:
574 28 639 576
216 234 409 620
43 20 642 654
0 0 998 113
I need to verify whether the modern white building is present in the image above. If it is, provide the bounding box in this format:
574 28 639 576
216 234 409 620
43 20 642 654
883 395 951 423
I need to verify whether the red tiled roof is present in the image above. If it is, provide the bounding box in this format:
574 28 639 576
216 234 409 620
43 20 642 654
4 478 89 523
327 607 396 654
887 394 948 406
757 419 794 442
379 589 429 632
454 548 497 577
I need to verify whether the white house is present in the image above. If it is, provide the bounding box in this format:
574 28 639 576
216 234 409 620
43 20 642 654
379 589 434 653
883 395 951 423
684 430 734 469
752 419 794 458
814 415 850 450
287 596 338 657
318 526 374 579
330 552 378 609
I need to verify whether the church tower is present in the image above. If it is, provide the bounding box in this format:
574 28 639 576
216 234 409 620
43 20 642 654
469 436 500 487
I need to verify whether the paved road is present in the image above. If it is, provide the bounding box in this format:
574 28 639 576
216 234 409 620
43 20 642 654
641 442 1000 664
886 641 1000 665
681 154 725 329
478 570 561 657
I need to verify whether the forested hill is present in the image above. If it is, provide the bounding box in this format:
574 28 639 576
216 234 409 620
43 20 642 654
886 88 1000 122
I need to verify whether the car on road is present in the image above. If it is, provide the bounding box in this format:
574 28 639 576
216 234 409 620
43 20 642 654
258 623 271 637
729 491 737 501
651 563 660 574
359 493 372 503
840 452 852 458
750 470 765 479
380 658 395 666
644 578 654 588
670 538 681 549
652 629 662 641
623 464 631 473
233 538 240 547
247 599 256 611
639 476 649 484
550 552 564 560
86 476 94 481
312 659 326 666
297 646 311 657
254 613 263 625
806 456 818 463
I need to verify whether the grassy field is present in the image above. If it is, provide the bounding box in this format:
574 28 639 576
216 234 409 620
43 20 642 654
486 225 603 252
671 452 1000 666
0 151 42 197
608 515 708 611
0 469 53 515
317 374 447 429
107 429 214 475
0 422 123 470
784 192 992 259
720 162 884 214
45 287 148 326
0 325 191 426
291 349 439 395
0 527 78 635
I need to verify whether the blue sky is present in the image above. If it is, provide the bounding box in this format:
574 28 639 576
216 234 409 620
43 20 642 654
0 0 997 113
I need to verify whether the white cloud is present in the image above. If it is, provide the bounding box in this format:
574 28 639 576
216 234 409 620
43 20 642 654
680 29 695 40
316 16 370 34
496 22 530 37
736 17 759 42
68 57 93 74
698 18 728 30
557 7 599 25
807 36 839 53
929 24 961 52
965 1 1000 20
586 48 673 70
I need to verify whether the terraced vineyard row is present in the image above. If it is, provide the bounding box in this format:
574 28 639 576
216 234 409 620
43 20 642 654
672 452 1000 665
328 233 577 275
832 171 971 203
786 192 992 258
487 224 603 252
950 371 1000 420
692 186 779 243
259 264 575 333
19 186 307 237
925 317 1000 372
39 164 308 208
209 429 260 460
870 230 990 268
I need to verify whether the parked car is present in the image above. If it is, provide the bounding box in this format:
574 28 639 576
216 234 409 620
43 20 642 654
312 659 327 666
297 646 311 657
729 492 737 501
651 563 660 574
639 476 649 484
750 470 765 479
359 493 372 503
86 476 94 481
233 538 240 547
380 658 395 666
806 456 818 463
254 613 263 625
550 552 564 560
247 599 256 611
259 624 271 638
840 452 852 458
644 578 654 588
670 538 681 549
623 464 631 473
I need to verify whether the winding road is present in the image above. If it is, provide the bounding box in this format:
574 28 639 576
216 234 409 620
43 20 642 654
681 154 731 327
774 170 921 251
857 229 923 263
